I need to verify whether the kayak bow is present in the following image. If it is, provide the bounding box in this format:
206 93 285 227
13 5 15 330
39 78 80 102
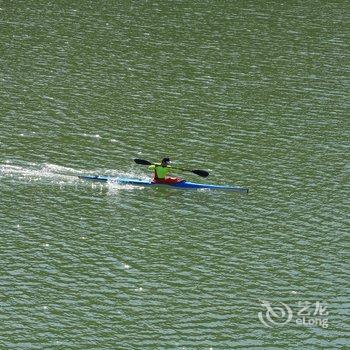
79 175 249 193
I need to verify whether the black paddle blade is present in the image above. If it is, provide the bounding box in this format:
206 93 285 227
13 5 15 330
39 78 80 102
134 158 152 166
192 169 209 177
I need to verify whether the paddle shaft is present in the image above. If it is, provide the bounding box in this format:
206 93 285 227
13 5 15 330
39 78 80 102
133 159 209 177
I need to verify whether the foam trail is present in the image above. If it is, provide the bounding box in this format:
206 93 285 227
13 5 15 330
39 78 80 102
0 160 81 185
0 160 147 190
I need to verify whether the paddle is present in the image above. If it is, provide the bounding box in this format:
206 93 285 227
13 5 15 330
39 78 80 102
133 158 209 178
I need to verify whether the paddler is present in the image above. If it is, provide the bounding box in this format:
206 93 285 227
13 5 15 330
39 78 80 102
148 157 184 184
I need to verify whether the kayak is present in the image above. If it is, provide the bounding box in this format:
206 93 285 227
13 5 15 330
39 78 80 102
79 175 249 193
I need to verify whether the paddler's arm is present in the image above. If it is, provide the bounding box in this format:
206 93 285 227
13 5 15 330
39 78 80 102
148 164 172 170
148 165 173 177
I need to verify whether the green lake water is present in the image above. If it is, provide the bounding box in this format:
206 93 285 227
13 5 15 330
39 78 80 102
0 1 349 349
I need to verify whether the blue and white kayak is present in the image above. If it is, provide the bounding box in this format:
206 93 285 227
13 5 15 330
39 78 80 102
79 175 249 193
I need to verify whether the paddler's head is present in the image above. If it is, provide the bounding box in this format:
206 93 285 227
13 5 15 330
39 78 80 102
161 157 170 167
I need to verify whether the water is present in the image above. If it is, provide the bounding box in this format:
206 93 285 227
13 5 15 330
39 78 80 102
1 1 349 349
